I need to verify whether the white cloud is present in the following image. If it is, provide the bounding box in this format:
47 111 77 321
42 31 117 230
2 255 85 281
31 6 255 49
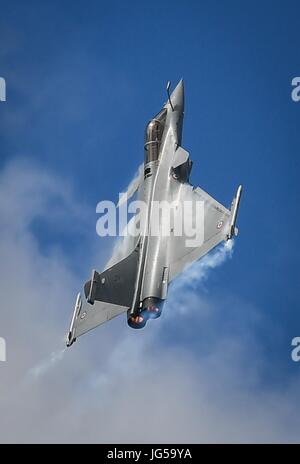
0 159 299 444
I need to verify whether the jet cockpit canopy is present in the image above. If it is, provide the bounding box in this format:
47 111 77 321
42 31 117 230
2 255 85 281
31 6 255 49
144 108 167 164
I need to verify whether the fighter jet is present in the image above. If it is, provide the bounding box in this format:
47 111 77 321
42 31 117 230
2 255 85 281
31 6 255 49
66 80 242 347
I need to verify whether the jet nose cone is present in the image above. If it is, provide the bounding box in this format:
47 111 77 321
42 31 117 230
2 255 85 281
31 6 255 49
170 79 184 112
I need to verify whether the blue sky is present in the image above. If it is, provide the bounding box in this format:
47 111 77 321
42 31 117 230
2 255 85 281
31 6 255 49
0 0 299 443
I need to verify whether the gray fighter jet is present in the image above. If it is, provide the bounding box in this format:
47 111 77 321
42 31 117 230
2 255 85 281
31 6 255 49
66 80 242 347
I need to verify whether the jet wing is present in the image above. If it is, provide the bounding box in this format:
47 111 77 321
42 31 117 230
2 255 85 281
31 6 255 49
67 246 139 346
67 293 127 345
169 180 241 281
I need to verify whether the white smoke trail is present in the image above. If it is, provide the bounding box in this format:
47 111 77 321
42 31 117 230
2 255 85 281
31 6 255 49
105 215 137 269
173 239 234 290
117 164 143 208
166 240 234 315
106 164 143 268
26 347 67 380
